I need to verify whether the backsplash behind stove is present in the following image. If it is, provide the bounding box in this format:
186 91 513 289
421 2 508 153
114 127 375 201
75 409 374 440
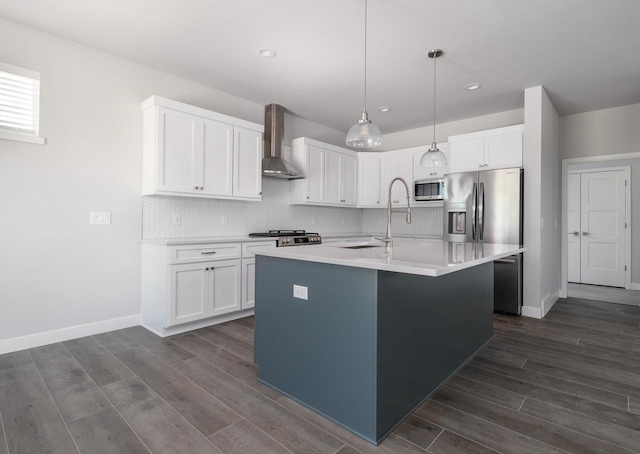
142 178 443 239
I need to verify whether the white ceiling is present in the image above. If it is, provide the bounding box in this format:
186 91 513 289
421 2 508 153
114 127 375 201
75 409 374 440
1 0 639 134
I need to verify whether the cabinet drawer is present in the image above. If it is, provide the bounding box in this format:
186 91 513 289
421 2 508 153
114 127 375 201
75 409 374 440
169 243 241 264
242 241 277 258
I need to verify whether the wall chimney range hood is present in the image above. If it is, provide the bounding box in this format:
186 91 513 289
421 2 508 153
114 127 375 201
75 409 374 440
262 104 303 179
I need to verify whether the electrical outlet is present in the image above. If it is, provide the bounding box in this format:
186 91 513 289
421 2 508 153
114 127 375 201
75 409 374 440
172 214 181 225
89 212 111 225
311 217 316 225
293 285 308 300
221 215 228 225
341 217 345 225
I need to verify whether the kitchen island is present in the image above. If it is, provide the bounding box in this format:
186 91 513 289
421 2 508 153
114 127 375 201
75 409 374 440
253 239 524 445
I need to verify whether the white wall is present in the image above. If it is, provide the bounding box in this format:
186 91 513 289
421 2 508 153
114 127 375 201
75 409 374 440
560 103 640 160
522 88 543 318
560 103 640 289
0 18 348 351
522 86 561 318
380 108 524 150
540 89 561 313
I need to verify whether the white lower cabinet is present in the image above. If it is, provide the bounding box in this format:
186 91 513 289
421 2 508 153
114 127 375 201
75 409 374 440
169 259 241 325
242 258 256 309
141 240 274 336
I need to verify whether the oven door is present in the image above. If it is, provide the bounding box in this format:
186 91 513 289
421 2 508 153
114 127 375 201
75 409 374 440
414 179 444 201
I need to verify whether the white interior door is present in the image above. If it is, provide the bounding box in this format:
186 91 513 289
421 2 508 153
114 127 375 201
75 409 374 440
580 170 627 287
567 173 581 283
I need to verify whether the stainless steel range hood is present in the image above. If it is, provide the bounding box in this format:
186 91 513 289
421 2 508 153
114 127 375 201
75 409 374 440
263 104 303 179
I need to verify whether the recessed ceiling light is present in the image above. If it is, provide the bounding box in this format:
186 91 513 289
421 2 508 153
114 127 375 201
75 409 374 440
258 48 277 58
464 83 481 91
377 107 391 112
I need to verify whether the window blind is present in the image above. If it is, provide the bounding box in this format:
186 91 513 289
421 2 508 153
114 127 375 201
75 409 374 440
0 67 40 137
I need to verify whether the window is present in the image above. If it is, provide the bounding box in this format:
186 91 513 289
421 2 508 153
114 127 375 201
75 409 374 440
0 62 45 144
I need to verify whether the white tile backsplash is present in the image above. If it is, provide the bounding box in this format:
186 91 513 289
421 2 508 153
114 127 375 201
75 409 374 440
362 206 443 237
142 178 443 239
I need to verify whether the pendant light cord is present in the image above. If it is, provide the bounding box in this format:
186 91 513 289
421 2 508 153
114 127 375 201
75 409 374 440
433 51 436 143
363 0 368 113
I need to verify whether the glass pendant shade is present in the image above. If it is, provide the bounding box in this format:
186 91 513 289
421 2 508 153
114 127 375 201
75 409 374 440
421 49 448 168
420 142 448 168
346 111 383 148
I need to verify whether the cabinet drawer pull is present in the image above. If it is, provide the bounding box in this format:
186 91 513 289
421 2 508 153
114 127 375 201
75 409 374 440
201 251 217 255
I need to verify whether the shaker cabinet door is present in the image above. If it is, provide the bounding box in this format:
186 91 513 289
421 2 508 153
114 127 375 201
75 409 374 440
156 108 199 194
233 127 262 199
305 145 325 203
449 138 485 173
201 119 233 196
343 155 358 206
210 259 242 317
169 262 210 326
358 156 381 207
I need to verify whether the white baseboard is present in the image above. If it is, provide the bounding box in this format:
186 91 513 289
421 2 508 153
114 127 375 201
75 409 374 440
521 305 542 319
542 290 560 317
631 283 640 291
141 308 255 338
0 314 140 355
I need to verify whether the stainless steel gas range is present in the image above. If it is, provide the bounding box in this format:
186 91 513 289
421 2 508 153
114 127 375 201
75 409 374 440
248 230 322 247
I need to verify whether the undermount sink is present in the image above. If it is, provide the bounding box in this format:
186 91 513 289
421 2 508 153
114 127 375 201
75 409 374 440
341 244 383 249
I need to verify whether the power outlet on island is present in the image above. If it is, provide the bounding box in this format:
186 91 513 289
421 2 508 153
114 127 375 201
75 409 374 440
293 284 308 300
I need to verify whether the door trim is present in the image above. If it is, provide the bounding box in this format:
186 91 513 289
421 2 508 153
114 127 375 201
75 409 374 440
561 153 636 297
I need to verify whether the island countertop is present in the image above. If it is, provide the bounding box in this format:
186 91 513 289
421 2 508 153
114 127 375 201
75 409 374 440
253 238 524 277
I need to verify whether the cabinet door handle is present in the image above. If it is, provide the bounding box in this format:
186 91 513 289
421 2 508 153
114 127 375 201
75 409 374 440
199 186 204 190
306 196 310 199
205 267 209 271
194 186 199 189
582 232 590 236
201 251 217 255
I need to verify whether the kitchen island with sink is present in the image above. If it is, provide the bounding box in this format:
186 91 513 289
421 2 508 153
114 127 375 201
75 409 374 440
253 239 524 445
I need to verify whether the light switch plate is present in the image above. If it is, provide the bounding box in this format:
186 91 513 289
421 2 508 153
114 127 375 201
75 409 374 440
293 285 308 300
90 212 111 225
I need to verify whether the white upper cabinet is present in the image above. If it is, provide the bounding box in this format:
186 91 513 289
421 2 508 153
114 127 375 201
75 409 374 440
142 96 263 201
380 152 413 206
413 143 450 181
155 108 200 194
449 125 523 173
200 118 233 197
233 127 262 200
289 138 357 207
343 155 357 205
358 154 381 207
324 150 342 204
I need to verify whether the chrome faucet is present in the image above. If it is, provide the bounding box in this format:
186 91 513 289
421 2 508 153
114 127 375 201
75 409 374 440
377 177 412 253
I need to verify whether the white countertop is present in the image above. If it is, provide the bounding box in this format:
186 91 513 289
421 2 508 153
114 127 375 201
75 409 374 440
141 236 278 245
141 233 443 245
252 239 525 277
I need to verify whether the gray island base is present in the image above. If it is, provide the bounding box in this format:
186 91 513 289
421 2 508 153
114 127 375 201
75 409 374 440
254 255 494 445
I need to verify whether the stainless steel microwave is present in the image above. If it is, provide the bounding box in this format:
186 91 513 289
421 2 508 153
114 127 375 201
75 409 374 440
414 178 444 201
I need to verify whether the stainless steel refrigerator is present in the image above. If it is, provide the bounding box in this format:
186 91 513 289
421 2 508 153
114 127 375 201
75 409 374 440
444 168 524 315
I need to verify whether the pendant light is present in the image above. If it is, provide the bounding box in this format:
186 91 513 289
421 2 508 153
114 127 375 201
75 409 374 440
420 49 448 168
346 0 383 148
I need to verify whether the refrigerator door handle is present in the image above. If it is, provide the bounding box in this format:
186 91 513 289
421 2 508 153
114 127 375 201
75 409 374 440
478 182 485 240
471 183 477 240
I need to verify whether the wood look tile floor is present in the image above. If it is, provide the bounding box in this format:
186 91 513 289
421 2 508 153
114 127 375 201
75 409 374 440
2 297 640 453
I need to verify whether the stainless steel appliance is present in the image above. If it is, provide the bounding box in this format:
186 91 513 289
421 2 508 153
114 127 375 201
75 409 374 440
444 168 523 315
249 230 322 247
262 104 303 180
414 178 445 201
